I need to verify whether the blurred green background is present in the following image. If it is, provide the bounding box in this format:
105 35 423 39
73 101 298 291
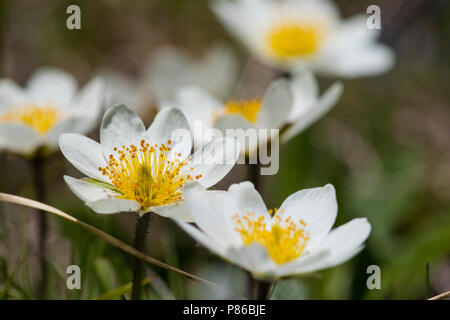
0 0 449 299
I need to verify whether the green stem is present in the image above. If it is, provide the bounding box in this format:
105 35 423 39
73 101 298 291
131 212 151 300
31 150 47 300
246 153 264 299
246 158 261 299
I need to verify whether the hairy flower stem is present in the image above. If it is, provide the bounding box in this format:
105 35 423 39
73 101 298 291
131 212 151 300
246 155 260 299
31 150 47 300
256 280 273 300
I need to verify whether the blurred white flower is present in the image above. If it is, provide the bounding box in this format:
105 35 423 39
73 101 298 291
102 69 151 117
59 104 240 221
212 0 395 78
169 70 342 153
0 67 104 155
147 44 240 104
177 181 371 279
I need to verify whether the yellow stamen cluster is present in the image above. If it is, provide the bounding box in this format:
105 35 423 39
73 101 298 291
267 22 324 59
0 104 62 134
98 140 201 209
233 212 309 265
224 99 262 123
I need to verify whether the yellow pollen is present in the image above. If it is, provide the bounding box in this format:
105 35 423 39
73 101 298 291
267 22 325 59
233 212 309 265
224 99 262 123
98 139 201 209
0 104 63 134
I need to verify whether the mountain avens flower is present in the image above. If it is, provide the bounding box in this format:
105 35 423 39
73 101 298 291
0 67 104 155
148 44 239 104
59 104 240 221
213 0 395 78
176 181 371 279
102 69 151 118
168 71 342 153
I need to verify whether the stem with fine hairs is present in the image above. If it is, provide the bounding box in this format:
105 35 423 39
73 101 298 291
30 150 47 300
246 153 261 298
131 212 151 300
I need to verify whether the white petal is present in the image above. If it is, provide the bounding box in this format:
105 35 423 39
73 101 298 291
103 70 143 112
214 114 256 154
316 218 371 263
318 44 395 78
189 137 240 188
321 245 365 269
0 79 27 111
100 104 146 149
317 15 395 78
59 133 108 181
147 107 193 161
0 123 39 155
287 70 319 120
225 243 274 275
194 44 239 99
170 86 222 145
281 81 343 142
147 44 237 103
26 67 77 106
146 46 195 103
227 181 269 218
86 198 140 214
171 86 221 126
214 113 253 131
63 175 116 203
258 78 293 129
278 184 338 251
212 0 272 53
182 182 243 247
275 249 330 277
334 15 381 44
151 201 194 222
71 76 105 131
284 219 370 274
45 118 90 148
176 221 225 254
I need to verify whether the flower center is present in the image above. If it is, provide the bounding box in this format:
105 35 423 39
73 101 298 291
267 22 325 59
224 99 262 123
98 140 201 209
0 104 63 134
233 212 309 265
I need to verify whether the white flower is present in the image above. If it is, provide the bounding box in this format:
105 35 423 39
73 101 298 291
0 67 104 155
59 104 240 221
147 44 239 104
168 70 342 153
102 69 151 118
212 0 395 78
176 181 371 279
